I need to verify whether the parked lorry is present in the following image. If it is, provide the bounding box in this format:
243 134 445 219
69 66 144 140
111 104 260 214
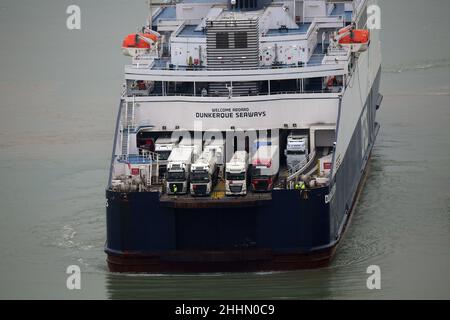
166 147 195 194
204 139 225 166
251 137 276 155
251 145 279 192
154 135 180 175
190 150 219 196
284 132 309 171
225 151 249 196
179 136 202 160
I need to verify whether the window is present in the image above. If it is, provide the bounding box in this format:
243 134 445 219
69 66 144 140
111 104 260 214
216 32 229 49
234 32 248 48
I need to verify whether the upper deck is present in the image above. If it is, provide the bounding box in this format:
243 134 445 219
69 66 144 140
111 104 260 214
122 0 368 97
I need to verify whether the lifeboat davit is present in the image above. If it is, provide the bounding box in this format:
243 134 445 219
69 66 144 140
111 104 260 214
122 33 158 57
338 28 370 52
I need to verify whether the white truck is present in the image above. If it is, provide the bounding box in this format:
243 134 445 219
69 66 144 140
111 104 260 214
155 136 180 175
179 136 202 159
284 132 309 171
225 151 249 196
204 139 225 166
166 147 195 194
251 145 279 192
190 150 219 196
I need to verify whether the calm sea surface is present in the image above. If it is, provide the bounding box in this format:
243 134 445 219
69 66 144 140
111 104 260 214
0 0 449 299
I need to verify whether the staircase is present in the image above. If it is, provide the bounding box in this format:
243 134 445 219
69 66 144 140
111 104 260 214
120 98 136 159
286 150 317 188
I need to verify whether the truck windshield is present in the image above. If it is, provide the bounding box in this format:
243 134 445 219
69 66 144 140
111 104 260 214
167 171 185 181
287 150 305 155
156 150 171 161
191 171 210 183
226 172 245 180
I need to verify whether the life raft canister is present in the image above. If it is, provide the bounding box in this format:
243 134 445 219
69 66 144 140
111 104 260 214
338 28 370 44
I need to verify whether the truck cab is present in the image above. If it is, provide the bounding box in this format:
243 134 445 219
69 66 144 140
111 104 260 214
190 150 218 196
166 147 194 194
225 151 249 196
284 132 309 171
251 145 279 192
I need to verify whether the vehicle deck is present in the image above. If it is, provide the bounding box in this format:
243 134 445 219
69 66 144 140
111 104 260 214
159 192 272 208
159 179 272 208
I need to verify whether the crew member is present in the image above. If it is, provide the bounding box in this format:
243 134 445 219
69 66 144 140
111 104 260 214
173 184 177 193
300 182 306 190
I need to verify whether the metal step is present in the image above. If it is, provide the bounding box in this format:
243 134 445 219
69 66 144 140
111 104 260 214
120 98 136 157
121 127 129 156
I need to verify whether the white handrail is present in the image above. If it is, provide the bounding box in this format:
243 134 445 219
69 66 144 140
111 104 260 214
287 150 317 183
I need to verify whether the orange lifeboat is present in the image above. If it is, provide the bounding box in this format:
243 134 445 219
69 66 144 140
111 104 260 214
337 27 370 52
122 33 158 57
338 29 370 45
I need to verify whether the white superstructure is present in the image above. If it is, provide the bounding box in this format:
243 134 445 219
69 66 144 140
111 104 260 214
110 0 382 196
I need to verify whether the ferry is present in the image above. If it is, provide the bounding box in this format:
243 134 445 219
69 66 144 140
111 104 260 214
106 0 382 272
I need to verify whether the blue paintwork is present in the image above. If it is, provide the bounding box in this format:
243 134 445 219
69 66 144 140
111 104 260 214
106 186 331 254
330 3 353 22
117 154 153 164
266 23 312 36
153 7 176 24
178 25 206 38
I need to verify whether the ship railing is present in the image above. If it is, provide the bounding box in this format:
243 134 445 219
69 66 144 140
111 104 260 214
116 153 159 165
126 88 341 98
327 46 350 56
116 151 161 186
303 15 345 24
129 54 327 71
286 150 317 188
